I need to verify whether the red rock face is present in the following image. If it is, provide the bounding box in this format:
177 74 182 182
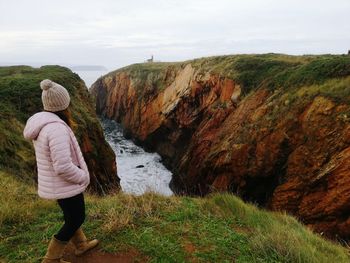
92 63 350 239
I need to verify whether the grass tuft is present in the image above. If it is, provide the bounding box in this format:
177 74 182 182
1 172 349 262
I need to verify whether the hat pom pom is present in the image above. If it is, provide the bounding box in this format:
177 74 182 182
40 79 54 91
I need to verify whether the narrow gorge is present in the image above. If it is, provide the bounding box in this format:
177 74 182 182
101 118 173 196
91 54 350 239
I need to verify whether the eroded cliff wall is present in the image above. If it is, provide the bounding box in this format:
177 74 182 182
92 54 350 237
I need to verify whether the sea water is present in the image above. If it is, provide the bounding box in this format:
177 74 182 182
73 70 107 88
101 119 173 196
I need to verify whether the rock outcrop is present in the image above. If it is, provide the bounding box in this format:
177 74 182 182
92 54 350 238
0 65 119 194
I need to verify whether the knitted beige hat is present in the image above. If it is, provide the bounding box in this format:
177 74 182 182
40 79 70 112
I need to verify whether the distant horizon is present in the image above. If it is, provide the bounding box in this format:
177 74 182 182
1 0 349 70
1 50 349 71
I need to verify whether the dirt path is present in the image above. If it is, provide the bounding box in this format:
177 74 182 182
63 243 148 263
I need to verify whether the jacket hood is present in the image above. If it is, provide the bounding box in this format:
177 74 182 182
23 111 66 140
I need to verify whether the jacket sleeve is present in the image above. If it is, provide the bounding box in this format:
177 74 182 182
47 124 87 185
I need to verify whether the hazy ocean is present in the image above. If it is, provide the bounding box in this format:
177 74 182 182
73 69 108 88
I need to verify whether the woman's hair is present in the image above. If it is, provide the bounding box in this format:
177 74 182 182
52 108 76 129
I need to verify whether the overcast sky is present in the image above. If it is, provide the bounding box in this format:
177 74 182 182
0 0 349 69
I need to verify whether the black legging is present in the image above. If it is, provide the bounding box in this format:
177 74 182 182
55 193 86 242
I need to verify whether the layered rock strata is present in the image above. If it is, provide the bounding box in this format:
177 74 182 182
92 55 350 237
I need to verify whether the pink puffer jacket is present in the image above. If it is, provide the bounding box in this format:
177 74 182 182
23 111 90 199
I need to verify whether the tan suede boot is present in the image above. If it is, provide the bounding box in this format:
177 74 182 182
71 228 99 256
42 236 70 263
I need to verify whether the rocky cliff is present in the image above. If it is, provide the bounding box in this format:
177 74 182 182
0 65 119 194
91 54 350 238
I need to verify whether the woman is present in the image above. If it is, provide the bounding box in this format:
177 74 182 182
23 79 98 263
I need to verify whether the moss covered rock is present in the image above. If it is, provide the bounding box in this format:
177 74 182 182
0 65 119 194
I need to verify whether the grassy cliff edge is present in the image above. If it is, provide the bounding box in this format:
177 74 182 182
1 171 349 262
0 65 119 194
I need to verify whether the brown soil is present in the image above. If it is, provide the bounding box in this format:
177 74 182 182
63 243 148 263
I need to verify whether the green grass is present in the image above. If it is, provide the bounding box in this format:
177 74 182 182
0 65 116 193
101 62 183 100
1 171 349 263
2 56 350 262
0 65 89 180
189 54 350 95
101 54 350 98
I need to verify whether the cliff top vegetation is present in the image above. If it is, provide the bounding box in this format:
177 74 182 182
0 65 116 193
100 54 350 99
1 170 349 262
